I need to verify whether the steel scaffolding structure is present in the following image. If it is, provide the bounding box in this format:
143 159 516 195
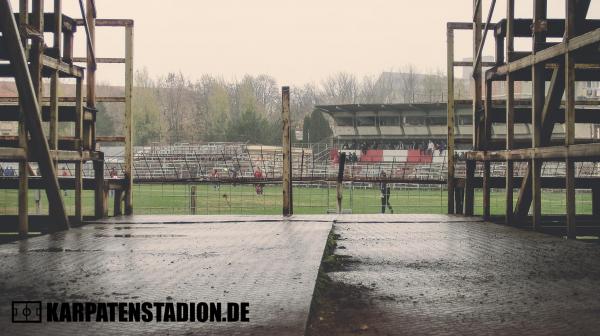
447 0 600 238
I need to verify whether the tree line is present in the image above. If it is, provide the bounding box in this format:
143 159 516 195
94 66 468 146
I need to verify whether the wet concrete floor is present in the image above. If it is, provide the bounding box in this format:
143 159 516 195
323 215 600 336
0 217 332 335
1 214 599 335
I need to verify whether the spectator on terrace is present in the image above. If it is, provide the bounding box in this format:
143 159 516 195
361 142 368 155
428 141 435 155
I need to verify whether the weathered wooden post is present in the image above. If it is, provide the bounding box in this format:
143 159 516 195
190 185 197 215
337 152 346 214
446 24 455 214
114 190 123 216
282 86 293 216
124 23 134 215
505 0 515 224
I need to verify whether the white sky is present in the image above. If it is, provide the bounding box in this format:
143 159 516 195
8 0 600 86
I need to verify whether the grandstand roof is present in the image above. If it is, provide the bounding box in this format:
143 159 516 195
315 102 469 114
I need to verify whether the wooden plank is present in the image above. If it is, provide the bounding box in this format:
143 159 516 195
282 86 292 216
41 55 84 77
454 61 496 67
74 18 134 27
97 136 126 142
0 0 69 230
72 57 125 63
124 25 134 215
0 147 27 161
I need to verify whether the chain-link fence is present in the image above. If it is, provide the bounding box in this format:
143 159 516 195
0 142 598 216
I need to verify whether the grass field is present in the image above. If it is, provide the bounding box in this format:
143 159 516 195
0 182 594 217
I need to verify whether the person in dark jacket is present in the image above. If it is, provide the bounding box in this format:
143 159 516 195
380 171 393 214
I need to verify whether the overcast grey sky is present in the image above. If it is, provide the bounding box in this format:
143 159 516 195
11 0 600 86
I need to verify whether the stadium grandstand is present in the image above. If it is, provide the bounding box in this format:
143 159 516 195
318 101 600 158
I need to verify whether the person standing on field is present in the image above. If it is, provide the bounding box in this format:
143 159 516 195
380 171 393 214
254 168 264 195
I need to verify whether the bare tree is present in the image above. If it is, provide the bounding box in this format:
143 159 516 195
321 72 358 104
157 72 189 144
401 64 419 104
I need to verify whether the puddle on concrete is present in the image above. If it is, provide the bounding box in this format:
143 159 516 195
94 234 187 238
28 248 103 253
93 226 167 230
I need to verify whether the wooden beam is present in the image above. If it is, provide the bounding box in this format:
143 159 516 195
491 28 600 77
473 0 483 150
456 176 600 189
0 0 69 230
466 143 600 161
0 96 125 103
74 18 134 27
566 0 577 239
0 147 27 161
0 176 126 190
72 57 125 63
506 0 515 225
86 0 96 151
49 0 62 170
483 80 492 219
593 186 600 217
464 160 475 216
531 0 547 231
514 68 565 219
0 105 93 122
124 25 133 215
495 18 600 38
282 86 292 216
18 0 29 237
447 26 456 214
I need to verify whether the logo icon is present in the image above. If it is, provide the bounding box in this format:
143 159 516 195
12 301 42 323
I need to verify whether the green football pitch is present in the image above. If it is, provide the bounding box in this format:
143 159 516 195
0 183 593 217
